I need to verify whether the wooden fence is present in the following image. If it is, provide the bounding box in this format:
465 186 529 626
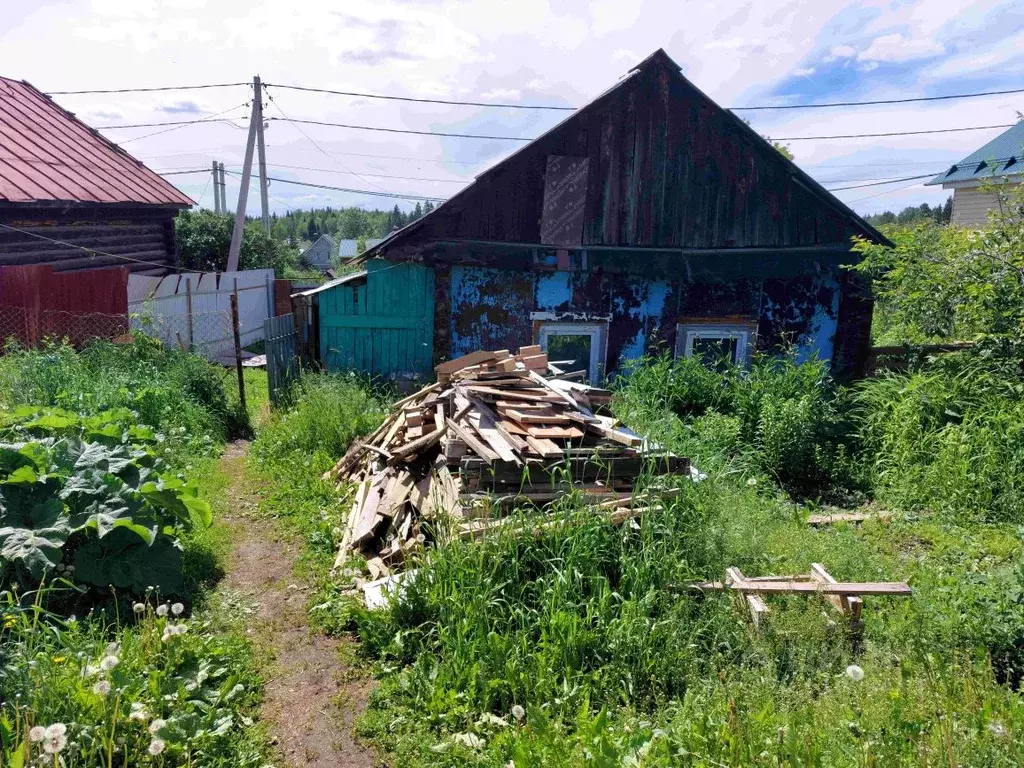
264 313 299 405
866 342 975 374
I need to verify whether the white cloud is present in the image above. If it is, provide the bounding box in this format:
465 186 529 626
856 33 943 62
793 67 816 76
824 44 856 61
612 48 639 64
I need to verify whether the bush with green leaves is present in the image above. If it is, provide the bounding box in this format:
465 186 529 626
0 335 248 456
0 407 210 595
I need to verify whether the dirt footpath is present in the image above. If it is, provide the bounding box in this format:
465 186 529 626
218 440 376 768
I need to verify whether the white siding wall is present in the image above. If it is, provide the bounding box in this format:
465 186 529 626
952 186 1009 228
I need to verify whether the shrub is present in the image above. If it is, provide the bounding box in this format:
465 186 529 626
0 407 210 596
0 335 248 454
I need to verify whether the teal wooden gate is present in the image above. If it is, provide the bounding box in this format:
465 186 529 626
318 260 435 378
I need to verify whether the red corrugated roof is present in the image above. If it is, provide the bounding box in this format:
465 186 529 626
0 77 194 207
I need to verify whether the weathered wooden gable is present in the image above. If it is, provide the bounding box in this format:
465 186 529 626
403 50 874 252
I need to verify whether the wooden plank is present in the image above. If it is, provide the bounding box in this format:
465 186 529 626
520 353 548 371
390 426 446 459
408 473 432 512
807 512 892 526
352 471 392 544
465 409 520 464
465 386 561 403
528 370 591 414
383 471 417 516
526 425 584 439
391 381 441 409
517 344 542 357
435 350 499 374
379 412 406 450
434 403 445 432
446 418 498 463
467 395 530 454
501 407 572 424
727 567 769 629
526 436 562 457
811 563 863 620
693 580 912 596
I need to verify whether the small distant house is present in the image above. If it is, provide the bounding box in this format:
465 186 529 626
0 77 193 274
301 233 336 272
338 238 383 260
309 50 889 382
925 121 1024 227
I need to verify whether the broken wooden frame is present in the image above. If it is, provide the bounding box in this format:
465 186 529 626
692 563 910 644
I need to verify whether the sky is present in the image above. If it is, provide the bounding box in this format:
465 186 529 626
3 0 1024 218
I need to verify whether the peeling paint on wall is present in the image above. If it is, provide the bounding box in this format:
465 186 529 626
759 272 840 360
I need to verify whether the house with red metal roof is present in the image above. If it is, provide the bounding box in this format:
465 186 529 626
0 77 194 274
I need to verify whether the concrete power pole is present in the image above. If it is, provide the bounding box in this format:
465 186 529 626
226 83 260 273
218 162 227 213
254 75 271 235
211 160 221 213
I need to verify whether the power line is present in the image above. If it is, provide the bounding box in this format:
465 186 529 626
155 168 210 175
225 170 445 202
102 103 251 145
777 123 1015 141
47 82 249 95
95 117 246 130
263 82 575 111
249 162 467 184
734 86 1024 111
825 172 938 191
266 116 531 142
847 178 930 204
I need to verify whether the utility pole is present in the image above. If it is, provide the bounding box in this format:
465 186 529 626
226 85 259 272
211 160 221 213
254 75 271 235
217 162 227 213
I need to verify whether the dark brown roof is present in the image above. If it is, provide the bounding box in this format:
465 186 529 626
0 77 194 207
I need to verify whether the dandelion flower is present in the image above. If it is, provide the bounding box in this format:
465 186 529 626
156 604 169 617
132 602 146 614
28 726 46 742
511 704 525 722
42 723 67 754
171 602 184 616
148 738 166 756
845 664 865 682
100 654 119 672
149 718 166 735
92 680 111 696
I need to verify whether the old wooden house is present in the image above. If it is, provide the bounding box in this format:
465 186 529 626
0 77 193 275
322 50 887 382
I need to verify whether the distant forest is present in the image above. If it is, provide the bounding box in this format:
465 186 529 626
269 202 437 246
864 196 952 227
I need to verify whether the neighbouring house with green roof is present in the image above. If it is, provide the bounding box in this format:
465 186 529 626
925 120 1024 227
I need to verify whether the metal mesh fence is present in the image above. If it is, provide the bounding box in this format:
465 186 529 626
0 305 240 365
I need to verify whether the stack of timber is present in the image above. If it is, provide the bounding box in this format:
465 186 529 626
327 346 690 576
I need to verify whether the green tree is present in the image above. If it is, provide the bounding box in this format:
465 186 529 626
173 210 299 274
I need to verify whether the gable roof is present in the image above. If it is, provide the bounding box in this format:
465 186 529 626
359 48 889 262
338 238 383 258
0 77 194 207
926 120 1024 186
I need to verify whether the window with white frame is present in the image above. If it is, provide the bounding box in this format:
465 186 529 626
537 322 607 383
675 323 756 368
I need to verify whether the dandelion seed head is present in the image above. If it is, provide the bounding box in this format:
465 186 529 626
29 726 46 742
845 664 865 682
156 604 169 617
92 680 111 696
149 718 166 735
171 602 184 616
148 738 166 755
989 721 1008 737
42 723 68 754
100 655 119 671
132 603 146 614
511 704 525 721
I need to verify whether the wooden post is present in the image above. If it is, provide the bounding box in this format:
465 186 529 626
184 276 194 349
230 289 247 413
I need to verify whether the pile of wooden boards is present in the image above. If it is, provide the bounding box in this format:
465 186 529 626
327 346 690 577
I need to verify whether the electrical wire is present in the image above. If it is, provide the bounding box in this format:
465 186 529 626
777 124 1015 141
846 178 930 204
0 222 188 272
105 104 251 144
824 172 938 191
266 116 531 142
262 88 392 194
262 82 574 111
733 86 1024 111
225 170 445 202
233 162 467 185
47 82 250 95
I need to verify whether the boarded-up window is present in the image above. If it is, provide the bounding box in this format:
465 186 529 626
539 155 589 246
